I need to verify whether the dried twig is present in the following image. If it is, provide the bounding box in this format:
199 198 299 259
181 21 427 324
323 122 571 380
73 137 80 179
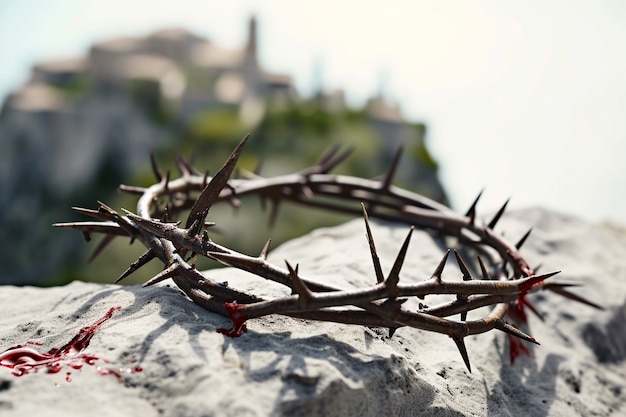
54 135 601 372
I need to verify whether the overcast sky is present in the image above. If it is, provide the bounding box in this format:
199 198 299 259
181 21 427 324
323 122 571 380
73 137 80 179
1 0 625 223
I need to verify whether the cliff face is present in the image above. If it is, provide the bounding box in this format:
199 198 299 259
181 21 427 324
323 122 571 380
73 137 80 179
0 20 447 285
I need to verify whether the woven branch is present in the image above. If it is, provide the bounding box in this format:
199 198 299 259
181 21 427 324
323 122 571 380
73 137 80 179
54 134 601 372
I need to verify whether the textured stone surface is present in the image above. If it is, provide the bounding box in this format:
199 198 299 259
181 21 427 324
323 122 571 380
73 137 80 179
1 208 625 416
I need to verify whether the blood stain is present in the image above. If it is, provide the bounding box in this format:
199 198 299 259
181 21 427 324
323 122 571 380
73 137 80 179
0 306 142 383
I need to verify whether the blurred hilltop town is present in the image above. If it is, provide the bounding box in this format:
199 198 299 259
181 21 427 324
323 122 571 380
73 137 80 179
0 17 447 285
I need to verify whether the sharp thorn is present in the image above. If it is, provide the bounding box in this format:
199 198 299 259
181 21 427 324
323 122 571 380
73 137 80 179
432 250 450 283
187 208 208 238
259 239 272 260
494 319 539 345
381 145 404 190
316 143 341 166
87 234 116 263
543 282 582 289
268 199 280 230
521 297 544 321
487 198 510 230
150 153 163 182
208 251 263 268
72 206 105 219
388 327 397 338
465 189 484 226
477 256 492 280
386 226 413 289
361 203 384 284
115 249 156 283
321 146 353 173
546 285 603 310
515 228 533 250
97 201 118 216
285 261 312 301
174 154 190 177
185 134 249 230
453 249 473 281
452 337 472 373
518 271 561 293
118 184 147 195
142 263 179 287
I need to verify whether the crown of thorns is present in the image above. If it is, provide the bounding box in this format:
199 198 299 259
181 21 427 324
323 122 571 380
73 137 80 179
55 135 600 372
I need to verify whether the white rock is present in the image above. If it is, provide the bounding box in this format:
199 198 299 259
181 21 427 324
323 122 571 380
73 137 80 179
1 208 625 416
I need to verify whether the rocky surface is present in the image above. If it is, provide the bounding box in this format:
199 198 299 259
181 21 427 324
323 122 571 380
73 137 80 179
1 207 625 416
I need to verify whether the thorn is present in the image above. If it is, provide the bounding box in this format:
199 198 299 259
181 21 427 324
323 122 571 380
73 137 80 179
518 271 560 293
431 250 450 283
187 208 209 238
494 319 539 345
361 203 384 284
319 146 353 174
268 199 280 230
202 231 211 247
259 239 272 260
452 337 472 373
285 261 312 301
150 153 163 182
122 209 180 237
477 256 492 280
520 296 544 321
208 251 263 268
546 285 603 310
115 249 156 283
118 184 148 195
87 234 116 264
454 250 471 322
174 153 190 177
316 143 341 166
163 170 171 193
97 200 118 216
174 153 199 177
185 134 249 231
465 190 484 226
381 145 404 191
386 226 414 289
142 263 179 287
72 206 105 219
300 145 352 176
487 198 510 230
453 250 473 281
515 228 533 250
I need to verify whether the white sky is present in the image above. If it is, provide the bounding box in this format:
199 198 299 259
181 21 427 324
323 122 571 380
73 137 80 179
1 0 625 223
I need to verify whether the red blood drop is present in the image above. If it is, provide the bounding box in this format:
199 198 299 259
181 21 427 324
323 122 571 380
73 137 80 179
0 306 132 382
